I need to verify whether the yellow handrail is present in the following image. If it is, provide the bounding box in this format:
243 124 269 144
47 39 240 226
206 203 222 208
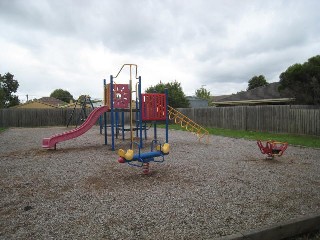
168 105 209 143
113 64 139 147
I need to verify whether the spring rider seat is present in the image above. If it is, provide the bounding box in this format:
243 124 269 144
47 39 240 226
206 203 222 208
118 140 170 174
257 140 288 160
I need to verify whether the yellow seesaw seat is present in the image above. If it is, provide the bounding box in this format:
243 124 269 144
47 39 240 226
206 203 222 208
118 149 134 161
156 143 170 154
118 143 170 161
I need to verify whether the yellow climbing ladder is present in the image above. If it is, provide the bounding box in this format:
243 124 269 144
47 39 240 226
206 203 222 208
168 105 209 143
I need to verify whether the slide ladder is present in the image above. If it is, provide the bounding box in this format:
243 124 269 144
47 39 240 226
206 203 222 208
168 105 209 143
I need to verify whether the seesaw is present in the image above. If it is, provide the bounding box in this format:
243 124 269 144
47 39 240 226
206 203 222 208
118 140 170 174
257 140 288 160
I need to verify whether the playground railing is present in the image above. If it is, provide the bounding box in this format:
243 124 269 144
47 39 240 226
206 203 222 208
168 105 209 143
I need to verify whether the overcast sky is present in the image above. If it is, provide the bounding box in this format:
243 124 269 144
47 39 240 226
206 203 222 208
1 0 319 102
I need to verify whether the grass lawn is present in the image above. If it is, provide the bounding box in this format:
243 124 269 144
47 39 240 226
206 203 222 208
162 124 320 148
0 128 6 133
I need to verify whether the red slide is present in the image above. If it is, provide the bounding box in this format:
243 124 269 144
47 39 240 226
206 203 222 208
42 105 110 149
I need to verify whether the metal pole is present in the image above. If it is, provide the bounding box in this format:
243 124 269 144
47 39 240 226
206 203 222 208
104 78 108 144
135 82 139 138
104 111 107 145
101 79 106 135
110 75 115 150
129 65 133 149
165 88 169 143
122 111 125 140
138 76 143 148
154 121 157 140
112 64 139 149
115 111 119 139
103 78 106 105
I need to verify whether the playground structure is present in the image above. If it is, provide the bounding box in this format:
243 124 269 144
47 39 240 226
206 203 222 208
101 65 169 152
257 140 288 160
42 64 211 173
42 64 167 151
102 64 171 174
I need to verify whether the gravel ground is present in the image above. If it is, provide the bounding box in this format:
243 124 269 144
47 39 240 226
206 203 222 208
0 127 320 240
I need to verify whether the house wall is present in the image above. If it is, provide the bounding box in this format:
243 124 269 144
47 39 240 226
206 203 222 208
188 99 208 108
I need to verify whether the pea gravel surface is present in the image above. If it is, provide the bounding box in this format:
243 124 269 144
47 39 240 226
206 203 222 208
1 127 319 239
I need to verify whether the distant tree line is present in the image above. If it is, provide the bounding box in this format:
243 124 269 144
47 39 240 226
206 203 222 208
246 55 320 105
279 55 320 105
145 80 189 108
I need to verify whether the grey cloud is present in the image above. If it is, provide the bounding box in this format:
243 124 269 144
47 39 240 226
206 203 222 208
1 0 320 98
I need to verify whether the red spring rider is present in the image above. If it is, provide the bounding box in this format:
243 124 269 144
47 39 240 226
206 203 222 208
257 140 288 160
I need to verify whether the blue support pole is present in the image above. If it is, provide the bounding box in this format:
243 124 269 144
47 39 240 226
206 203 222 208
144 122 147 140
115 111 119 139
122 111 125 140
104 111 107 145
138 76 143 148
110 75 115 150
165 88 169 143
154 121 157 140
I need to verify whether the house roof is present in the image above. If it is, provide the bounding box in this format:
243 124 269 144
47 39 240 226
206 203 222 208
215 82 294 102
212 98 295 106
13 97 68 108
212 82 295 106
37 97 68 107
186 96 208 101
211 95 231 102
14 100 57 108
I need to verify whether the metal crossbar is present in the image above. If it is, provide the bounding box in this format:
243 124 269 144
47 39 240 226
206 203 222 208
168 105 209 143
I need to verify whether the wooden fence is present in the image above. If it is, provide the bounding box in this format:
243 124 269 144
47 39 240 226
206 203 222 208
0 105 319 136
0 108 130 128
177 105 320 136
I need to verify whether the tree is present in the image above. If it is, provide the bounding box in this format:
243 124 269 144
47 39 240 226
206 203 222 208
76 95 93 107
145 80 189 108
0 81 4 109
195 87 211 101
279 55 320 105
0 72 20 108
50 89 74 103
247 75 269 90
